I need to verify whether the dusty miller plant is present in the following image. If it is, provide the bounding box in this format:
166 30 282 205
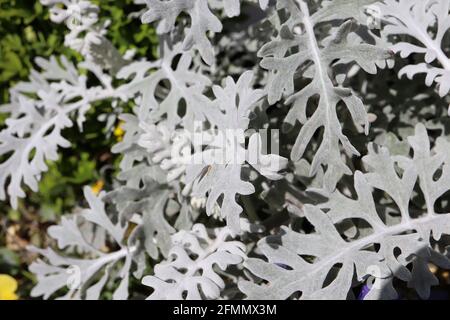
1 0 450 300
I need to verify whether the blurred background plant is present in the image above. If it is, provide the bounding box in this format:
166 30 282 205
0 0 158 299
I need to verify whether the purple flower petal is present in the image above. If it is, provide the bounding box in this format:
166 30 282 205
358 284 371 300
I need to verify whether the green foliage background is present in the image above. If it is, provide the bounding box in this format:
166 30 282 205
0 0 158 298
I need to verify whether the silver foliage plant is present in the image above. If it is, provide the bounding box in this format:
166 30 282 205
379 0 450 100
1 0 450 300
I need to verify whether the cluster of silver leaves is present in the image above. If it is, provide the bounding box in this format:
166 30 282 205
1 0 450 300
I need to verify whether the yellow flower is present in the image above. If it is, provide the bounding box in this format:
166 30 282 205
114 121 125 142
91 180 105 195
0 274 18 300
